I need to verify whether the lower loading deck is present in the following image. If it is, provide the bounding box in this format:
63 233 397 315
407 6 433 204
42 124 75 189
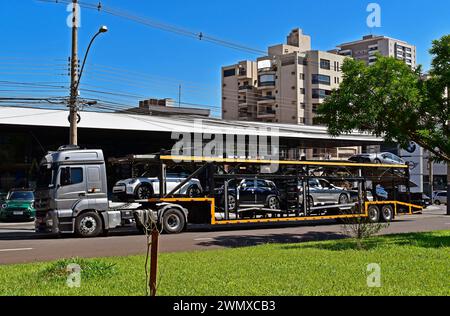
148 198 423 226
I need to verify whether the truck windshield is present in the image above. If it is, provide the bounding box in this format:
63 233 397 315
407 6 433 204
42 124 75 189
37 166 53 188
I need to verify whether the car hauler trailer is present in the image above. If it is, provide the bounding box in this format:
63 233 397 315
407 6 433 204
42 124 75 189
35 147 423 237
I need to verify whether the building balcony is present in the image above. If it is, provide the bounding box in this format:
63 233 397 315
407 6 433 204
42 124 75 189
257 96 276 105
238 85 254 91
257 82 276 90
257 108 276 119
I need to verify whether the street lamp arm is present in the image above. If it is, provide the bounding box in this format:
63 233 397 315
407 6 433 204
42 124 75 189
74 26 107 92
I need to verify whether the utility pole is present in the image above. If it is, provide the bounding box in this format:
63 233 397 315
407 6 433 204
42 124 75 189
69 0 79 146
178 84 182 108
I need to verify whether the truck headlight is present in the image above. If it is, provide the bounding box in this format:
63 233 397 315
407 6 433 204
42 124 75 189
1 204 6 209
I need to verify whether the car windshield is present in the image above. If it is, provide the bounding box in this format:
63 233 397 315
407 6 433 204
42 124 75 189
7 191 34 201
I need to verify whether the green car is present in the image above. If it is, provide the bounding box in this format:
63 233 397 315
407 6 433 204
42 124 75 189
0 189 36 222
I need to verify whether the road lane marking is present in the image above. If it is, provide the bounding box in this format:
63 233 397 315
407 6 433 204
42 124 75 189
0 248 33 252
194 238 214 241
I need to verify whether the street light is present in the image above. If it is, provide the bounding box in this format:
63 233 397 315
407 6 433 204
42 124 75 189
69 25 108 145
75 26 108 92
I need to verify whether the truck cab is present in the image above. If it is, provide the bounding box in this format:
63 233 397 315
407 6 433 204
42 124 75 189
35 146 188 237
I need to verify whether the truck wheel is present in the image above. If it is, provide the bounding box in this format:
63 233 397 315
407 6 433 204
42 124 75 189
75 212 103 238
367 205 380 223
135 184 154 200
162 209 185 234
381 205 394 222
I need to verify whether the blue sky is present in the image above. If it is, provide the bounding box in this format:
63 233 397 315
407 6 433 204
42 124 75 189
1 0 449 116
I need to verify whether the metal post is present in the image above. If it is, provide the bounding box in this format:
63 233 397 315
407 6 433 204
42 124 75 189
447 164 450 216
224 180 229 220
69 0 79 145
429 155 434 203
159 163 167 197
149 227 159 297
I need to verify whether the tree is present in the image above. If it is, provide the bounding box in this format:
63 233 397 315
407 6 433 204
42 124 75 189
317 35 450 214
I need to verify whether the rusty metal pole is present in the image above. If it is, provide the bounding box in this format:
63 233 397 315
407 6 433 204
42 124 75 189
149 226 159 296
69 0 79 146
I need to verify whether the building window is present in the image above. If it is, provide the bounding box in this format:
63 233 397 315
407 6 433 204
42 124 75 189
312 74 331 85
259 74 276 86
223 68 236 77
312 89 331 99
298 57 308 65
312 103 321 113
300 88 306 95
299 73 305 80
320 59 331 70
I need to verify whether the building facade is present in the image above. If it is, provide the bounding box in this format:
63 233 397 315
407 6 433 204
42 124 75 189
222 29 353 159
337 34 417 68
222 29 346 126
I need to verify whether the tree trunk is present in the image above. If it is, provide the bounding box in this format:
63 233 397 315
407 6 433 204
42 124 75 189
447 164 450 215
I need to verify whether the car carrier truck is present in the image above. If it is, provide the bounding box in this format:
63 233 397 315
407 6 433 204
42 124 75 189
35 146 423 237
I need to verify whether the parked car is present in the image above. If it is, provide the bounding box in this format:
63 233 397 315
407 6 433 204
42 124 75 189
434 191 448 205
299 178 357 206
216 179 281 211
0 189 36 222
349 152 405 165
113 172 203 200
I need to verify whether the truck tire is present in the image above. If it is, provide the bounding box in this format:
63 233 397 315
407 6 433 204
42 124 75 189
75 211 103 238
381 205 394 222
367 205 380 223
161 208 186 234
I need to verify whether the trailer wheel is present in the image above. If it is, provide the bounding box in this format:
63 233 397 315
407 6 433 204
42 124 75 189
75 212 103 238
162 208 186 234
367 205 380 223
381 205 394 222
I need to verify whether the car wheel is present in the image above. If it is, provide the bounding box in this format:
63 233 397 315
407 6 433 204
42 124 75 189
135 184 154 200
381 205 394 222
162 208 185 234
267 196 280 210
75 212 103 238
367 205 380 223
338 194 349 205
435 200 441 206
374 158 382 164
187 185 202 198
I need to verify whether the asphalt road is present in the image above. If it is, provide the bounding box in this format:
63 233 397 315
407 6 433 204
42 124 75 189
0 206 448 265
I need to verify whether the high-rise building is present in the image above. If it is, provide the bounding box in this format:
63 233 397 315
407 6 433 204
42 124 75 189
336 35 416 68
222 29 346 126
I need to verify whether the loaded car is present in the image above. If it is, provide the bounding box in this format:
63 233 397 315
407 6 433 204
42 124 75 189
299 178 356 206
0 189 36 222
216 179 281 211
113 172 203 200
349 152 405 165
433 191 448 205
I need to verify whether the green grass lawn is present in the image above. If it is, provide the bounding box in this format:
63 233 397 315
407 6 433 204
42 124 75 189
0 231 449 296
